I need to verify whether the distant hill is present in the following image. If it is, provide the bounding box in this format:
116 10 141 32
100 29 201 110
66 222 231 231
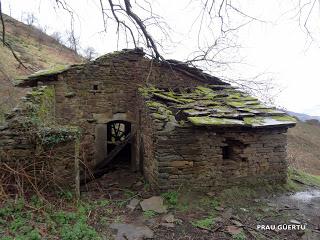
0 13 83 121
286 110 320 122
287 121 320 175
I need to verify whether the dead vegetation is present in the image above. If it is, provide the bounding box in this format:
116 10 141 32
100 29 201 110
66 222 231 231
1 167 319 239
287 121 320 175
0 13 83 124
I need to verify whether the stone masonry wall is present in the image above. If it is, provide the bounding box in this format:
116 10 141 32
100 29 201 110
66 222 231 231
0 120 77 189
152 127 288 190
0 87 78 190
50 52 214 167
136 96 288 191
16 51 290 191
134 96 160 187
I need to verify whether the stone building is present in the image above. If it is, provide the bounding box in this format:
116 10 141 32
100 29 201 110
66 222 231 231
2 48 296 190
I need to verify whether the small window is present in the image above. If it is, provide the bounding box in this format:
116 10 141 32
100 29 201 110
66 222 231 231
222 146 230 160
93 84 98 90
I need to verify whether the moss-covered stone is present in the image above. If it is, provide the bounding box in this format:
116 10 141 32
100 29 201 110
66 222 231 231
194 86 217 99
153 92 184 104
30 65 70 79
139 84 296 129
227 101 246 108
146 101 167 109
188 116 245 126
183 109 211 116
271 115 296 122
243 117 264 126
244 116 296 127
178 98 195 103
151 113 168 120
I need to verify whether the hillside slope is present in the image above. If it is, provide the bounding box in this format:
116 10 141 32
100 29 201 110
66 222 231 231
287 121 320 175
0 13 83 119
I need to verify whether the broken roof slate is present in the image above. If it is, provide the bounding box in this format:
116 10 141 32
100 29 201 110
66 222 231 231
140 85 296 129
15 64 73 87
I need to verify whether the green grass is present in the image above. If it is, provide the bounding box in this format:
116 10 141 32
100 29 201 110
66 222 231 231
233 231 247 240
191 216 215 230
0 197 102 240
162 191 179 207
288 167 320 187
143 210 157 218
199 196 220 210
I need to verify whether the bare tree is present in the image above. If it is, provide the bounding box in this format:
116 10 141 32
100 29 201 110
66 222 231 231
287 0 320 42
83 47 98 61
1 0 320 83
65 29 79 53
50 31 63 44
0 0 29 69
22 12 37 26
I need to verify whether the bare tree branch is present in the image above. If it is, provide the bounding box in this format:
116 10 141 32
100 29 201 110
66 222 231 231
0 0 5 44
0 1 31 69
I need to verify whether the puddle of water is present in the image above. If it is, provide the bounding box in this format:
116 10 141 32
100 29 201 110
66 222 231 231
290 190 320 203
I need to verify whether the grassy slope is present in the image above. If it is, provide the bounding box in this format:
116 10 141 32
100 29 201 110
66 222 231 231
0 14 83 120
287 121 320 175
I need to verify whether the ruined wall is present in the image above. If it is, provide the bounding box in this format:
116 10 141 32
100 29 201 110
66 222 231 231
51 51 212 166
134 98 158 187
0 87 78 190
0 117 35 163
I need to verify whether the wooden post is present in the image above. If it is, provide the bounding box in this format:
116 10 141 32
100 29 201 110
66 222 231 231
74 137 80 200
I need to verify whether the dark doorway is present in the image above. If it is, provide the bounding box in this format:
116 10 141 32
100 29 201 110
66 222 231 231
81 120 134 185
106 120 132 166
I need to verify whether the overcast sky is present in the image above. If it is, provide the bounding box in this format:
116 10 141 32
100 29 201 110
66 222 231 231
3 0 320 116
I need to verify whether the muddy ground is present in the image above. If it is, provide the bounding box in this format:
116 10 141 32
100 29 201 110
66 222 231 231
80 167 320 240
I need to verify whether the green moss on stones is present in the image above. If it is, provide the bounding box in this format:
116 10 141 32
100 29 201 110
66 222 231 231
178 98 195 103
241 96 257 101
183 109 211 116
139 84 296 129
146 101 167 109
271 115 296 122
138 87 150 97
243 117 264 126
37 126 81 146
30 65 70 78
244 100 260 105
26 86 55 126
188 116 245 126
243 115 296 127
194 86 217 99
227 101 246 108
195 86 215 94
227 93 242 99
153 92 184 104
151 113 167 120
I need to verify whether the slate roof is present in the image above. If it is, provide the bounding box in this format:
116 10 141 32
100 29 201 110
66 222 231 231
140 85 296 128
15 64 73 87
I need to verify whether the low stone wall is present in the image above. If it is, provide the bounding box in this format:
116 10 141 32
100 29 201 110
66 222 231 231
0 123 35 163
0 87 79 192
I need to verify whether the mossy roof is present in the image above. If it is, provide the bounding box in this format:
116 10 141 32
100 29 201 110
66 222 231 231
140 85 296 129
15 64 72 87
